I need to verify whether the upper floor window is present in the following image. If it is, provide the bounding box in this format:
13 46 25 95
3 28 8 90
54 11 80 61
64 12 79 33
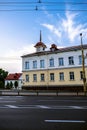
79 55 82 65
68 56 74 65
59 72 64 80
59 58 64 66
69 72 74 80
25 74 29 82
40 73 45 81
40 60 45 68
50 73 54 81
25 61 29 69
49 58 54 67
33 60 37 69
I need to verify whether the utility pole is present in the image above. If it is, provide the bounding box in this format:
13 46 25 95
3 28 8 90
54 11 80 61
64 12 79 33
80 33 86 96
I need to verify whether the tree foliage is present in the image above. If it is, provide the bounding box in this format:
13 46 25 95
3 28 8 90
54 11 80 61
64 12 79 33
6 81 13 89
6 82 10 89
0 68 8 89
14 81 18 89
10 81 13 89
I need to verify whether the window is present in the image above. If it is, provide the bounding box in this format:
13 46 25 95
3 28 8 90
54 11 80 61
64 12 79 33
33 74 37 82
25 75 29 82
41 74 45 81
59 72 64 80
69 72 74 80
25 61 29 69
68 56 74 65
40 60 44 68
80 71 83 80
59 58 64 66
49 58 54 67
33 61 37 68
50 73 54 81
79 55 82 65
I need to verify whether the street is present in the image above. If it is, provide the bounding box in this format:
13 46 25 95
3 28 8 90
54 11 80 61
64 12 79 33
0 96 87 130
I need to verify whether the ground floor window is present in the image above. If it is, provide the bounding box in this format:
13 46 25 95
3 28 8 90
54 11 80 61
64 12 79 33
69 72 74 80
33 74 37 82
25 74 29 82
50 73 54 81
59 72 64 81
40 73 45 81
80 71 83 80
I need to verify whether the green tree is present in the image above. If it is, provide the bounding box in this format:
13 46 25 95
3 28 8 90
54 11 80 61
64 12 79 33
0 81 4 89
0 68 8 89
9 81 13 89
14 81 18 89
6 82 10 89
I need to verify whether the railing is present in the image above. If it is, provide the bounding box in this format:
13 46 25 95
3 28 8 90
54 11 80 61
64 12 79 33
0 90 86 96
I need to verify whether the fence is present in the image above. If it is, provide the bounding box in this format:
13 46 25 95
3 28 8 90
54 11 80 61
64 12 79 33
0 90 86 96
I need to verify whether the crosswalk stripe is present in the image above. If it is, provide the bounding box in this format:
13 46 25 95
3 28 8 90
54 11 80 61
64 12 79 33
5 105 19 108
45 120 86 123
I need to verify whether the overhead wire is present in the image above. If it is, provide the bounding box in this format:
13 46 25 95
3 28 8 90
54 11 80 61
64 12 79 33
0 1 87 5
0 1 87 12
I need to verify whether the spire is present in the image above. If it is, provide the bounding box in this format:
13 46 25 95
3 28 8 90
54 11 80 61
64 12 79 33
34 31 47 52
40 30 42 42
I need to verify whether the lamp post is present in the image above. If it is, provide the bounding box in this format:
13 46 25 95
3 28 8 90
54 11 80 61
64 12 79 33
80 33 86 96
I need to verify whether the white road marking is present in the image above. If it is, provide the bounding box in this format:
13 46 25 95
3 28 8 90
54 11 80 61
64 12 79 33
0 105 86 109
5 105 19 108
45 120 86 123
0 101 16 103
39 100 87 103
37 105 50 109
70 106 82 109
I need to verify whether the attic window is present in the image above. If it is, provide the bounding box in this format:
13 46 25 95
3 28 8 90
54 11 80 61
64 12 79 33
50 44 58 51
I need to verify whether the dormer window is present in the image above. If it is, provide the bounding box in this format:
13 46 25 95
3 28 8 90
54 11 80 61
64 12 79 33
50 44 58 51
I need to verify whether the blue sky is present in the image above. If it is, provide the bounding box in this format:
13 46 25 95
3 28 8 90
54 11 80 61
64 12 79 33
0 0 87 73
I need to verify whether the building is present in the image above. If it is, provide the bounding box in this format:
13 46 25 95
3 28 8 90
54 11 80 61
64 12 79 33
21 32 87 91
5 73 22 90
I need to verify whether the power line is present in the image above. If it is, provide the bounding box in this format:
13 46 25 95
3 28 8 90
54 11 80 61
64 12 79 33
0 9 87 12
0 1 87 12
0 2 87 5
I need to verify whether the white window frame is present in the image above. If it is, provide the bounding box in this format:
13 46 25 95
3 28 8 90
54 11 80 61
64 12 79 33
33 74 37 82
25 61 29 69
33 61 37 69
50 73 54 81
40 73 45 81
49 58 54 67
40 60 45 68
25 74 29 82
68 56 74 65
69 72 74 80
59 72 64 80
59 58 64 66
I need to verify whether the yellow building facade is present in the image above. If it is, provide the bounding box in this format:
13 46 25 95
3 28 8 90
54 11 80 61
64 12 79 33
22 35 87 91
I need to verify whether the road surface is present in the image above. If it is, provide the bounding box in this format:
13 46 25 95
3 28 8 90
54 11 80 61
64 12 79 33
0 96 87 130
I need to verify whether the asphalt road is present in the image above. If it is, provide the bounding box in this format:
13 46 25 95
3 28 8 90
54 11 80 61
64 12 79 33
0 96 87 130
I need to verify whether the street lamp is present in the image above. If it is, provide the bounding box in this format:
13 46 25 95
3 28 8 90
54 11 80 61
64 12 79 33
80 33 86 96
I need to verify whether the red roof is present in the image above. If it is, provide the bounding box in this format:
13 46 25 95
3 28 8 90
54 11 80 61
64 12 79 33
5 73 22 80
50 44 58 50
34 41 47 48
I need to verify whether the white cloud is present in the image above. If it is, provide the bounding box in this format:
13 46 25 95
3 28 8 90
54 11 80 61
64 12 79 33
62 12 87 43
42 12 87 45
0 44 35 73
42 23 61 38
